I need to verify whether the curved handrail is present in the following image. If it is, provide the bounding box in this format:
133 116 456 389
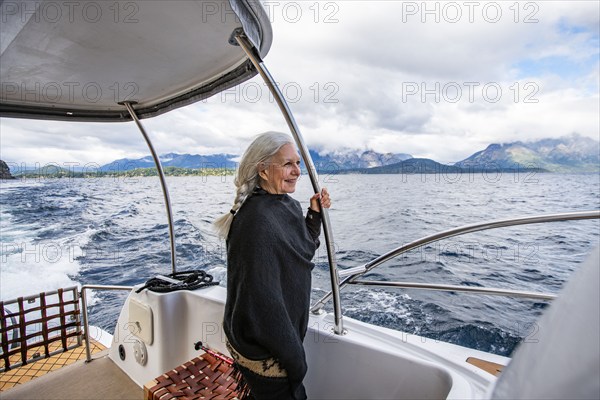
81 284 134 362
310 210 600 313
350 280 557 300
122 102 177 275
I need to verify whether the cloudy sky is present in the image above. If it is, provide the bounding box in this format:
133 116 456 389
1 0 598 167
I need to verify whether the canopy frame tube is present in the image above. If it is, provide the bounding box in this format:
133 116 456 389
234 33 344 335
122 101 177 275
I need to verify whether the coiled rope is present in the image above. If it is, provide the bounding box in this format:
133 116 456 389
135 270 219 293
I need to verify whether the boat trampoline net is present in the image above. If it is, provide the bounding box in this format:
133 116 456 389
0 287 82 372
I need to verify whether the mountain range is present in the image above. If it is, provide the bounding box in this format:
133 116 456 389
97 150 414 172
96 134 598 174
100 153 239 172
3 134 597 178
455 134 599 173
308 149 412 170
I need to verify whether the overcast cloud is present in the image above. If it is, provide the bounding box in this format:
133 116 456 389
1 0 598 166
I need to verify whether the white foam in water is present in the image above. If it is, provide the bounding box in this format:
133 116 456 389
0 212 98 303
345 288 413 321
0 246 82 301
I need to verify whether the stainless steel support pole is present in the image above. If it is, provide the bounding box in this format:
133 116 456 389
81 285 133 362
81 287 91 362
122 101 177 275
234 34 344 334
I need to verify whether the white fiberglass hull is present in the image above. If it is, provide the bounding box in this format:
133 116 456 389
108 285 503 399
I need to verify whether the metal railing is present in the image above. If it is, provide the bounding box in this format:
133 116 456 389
234 33 344 334
350 281 557 300
80 285 133 362
311 210 600 313
122 101 177 275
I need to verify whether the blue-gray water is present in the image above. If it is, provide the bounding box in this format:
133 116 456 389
1 172 598 356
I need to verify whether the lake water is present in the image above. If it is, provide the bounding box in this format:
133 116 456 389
1 171 598 356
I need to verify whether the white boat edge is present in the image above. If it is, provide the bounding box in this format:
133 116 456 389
105 283 505 399
101 242 598 399
86 325 113 350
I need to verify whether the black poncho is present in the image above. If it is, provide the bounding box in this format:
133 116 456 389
224 187 321 398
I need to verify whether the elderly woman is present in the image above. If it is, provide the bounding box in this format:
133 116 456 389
214 132 330 400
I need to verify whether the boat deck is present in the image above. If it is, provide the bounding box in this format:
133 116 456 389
0 336 105 392
1 338 142 399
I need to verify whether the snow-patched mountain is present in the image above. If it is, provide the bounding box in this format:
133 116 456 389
100 153 238 171
97 135 598 174
454 134 599 173
100 150 413 172
308 149 412 171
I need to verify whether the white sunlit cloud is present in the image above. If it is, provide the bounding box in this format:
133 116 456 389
0 1 598 166
261 1 599 158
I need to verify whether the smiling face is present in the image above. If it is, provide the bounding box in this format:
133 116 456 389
259 143 301 194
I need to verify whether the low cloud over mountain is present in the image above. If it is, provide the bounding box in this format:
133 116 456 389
455 134 599 173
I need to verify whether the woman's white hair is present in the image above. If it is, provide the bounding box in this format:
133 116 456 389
213 131 295 239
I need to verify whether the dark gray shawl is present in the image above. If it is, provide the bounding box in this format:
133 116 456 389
224 188 321 397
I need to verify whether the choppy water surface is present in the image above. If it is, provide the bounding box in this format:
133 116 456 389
1 172 598 356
